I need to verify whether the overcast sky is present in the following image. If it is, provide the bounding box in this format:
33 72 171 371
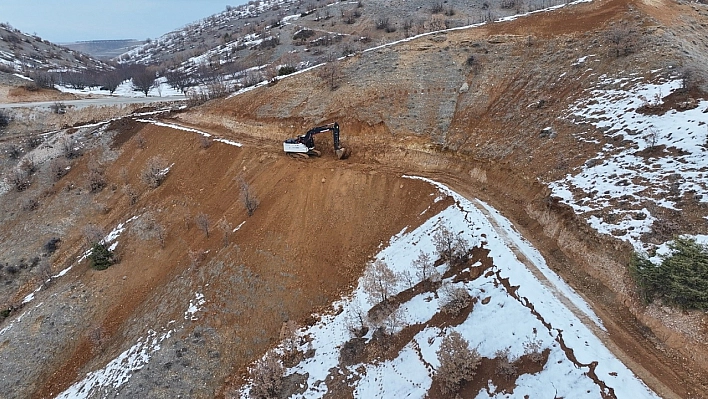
1 0 241 43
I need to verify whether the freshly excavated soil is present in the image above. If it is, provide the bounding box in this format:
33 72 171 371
174 0 708 396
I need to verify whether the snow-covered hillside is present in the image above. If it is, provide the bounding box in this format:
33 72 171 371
550 70 708 252
238 177 657 398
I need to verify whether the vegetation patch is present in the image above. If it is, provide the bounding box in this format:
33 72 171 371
89 243 115 271
630 237 708 310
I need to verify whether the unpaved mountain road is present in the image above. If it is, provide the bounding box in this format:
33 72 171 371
0 95 186 110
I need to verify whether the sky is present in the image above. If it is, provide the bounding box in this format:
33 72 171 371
0 0 241 43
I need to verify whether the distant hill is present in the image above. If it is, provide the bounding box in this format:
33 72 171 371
63 40 146 60
0 23 109 74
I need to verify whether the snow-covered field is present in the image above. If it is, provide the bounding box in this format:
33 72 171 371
549 72 708 251
56 77 183 98
239 178 657 398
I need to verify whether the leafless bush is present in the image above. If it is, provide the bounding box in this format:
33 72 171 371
198 135 213 149
495 347 518 379
61 136 82 159
280 320 301 359
21 196 39 211
431 2 444 13
239 178 259 216
646 127 660 150
85 162 106 193
436 331 481 394
500 0 516 9
5 143 22 160
51 102 66 114
523 336 544 363
83 224 104 245
218 219 233 247
135 133 147 149
249 349 285 399
122 184 139 205
141 156 170 188
26 135 43 149
188 249 207 268
132 213 166 248
318 57 342 90
19 156 37 175
363 259 398 304
195 213 210 237
49 158 70 181
10 169 31 191
441 283 472 315
605 21 637 58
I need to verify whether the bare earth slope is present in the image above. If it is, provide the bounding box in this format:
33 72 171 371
1 0 707 398
180 0 708 396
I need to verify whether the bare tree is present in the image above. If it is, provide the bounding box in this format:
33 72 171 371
433 226 469 264
132 67 156 97
195 213 210 237
239 178 259 216
101 71 124 95
318 54 342 90
646 127 660 150
436 331 481 394
413 250 439 282
363 259 398 304
249 349 285 399
605 21 636 58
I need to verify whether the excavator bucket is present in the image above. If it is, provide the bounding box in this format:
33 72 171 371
336 147 351 160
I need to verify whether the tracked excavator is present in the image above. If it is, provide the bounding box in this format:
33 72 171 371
283 122 351 159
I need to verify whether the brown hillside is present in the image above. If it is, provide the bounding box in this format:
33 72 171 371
177 0 708 396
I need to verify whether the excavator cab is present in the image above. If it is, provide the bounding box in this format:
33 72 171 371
283 122 351 159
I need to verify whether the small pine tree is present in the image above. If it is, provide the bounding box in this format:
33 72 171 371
630 237 708 310
89 243 114 270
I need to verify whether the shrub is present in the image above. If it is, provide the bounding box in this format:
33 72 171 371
85 163 106 193
49 158 70 181
10 169 31 191
249 349 284 399
0 110 9 131
441 283 472 315
21 196 39 211
61 136 82 159
436 331 480 394
495 347 518 378
239 178 259 216
89 243 115 270
5 143 22 159
278 65 297 76
195 213 210 237
141 156 170 188
630 237 708 310
44 237 61 254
